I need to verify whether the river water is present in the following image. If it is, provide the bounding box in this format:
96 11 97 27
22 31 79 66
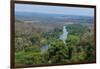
41 26 68 52
41 44 49 53
59 26 68 44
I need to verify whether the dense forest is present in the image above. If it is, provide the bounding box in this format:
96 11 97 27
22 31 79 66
15 12 95 66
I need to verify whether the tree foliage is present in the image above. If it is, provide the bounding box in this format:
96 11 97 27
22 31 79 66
15 23 95 66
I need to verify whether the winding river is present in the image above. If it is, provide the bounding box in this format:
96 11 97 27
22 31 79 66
59 26 68 44
41 26 68 52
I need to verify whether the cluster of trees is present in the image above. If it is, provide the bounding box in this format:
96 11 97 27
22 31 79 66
15 23 95 66
41 24 95 64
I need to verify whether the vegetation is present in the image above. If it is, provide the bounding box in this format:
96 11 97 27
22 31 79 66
15 14 95 66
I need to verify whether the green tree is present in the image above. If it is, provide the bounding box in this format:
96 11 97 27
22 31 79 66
43 40 69 64
66 35 86 62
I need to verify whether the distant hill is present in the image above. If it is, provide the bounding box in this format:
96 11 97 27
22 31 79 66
15 12 94 24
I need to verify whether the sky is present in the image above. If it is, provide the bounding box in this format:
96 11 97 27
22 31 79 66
15 4 94 16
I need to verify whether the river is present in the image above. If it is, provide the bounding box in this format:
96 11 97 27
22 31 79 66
41 26 68 52
59 26 68 44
